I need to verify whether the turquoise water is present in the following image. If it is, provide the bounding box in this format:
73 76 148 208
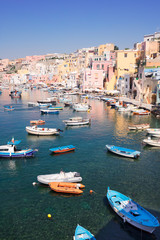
0 90 160 240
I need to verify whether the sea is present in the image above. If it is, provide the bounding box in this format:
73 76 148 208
0 89 160 240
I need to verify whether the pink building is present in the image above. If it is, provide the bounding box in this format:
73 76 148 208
26 55 45 62
83 68 104 91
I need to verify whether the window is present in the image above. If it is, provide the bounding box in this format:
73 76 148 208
126 85 128 88
140 73 142 79
134 54 136 57
102 64 104 70
124 53 127 58
97 64 100 70
126 78 127 82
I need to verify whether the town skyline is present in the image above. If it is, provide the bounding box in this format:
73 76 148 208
1 0 160 59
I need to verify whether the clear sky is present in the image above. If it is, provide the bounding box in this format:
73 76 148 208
1 0 160 59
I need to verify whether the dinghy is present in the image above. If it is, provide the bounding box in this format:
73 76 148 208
4 105 14 111
143 137 160 147
37 171 82 184
73 225 96 240
49 182 85 194
146 128 160 137
63 117 91 126
0 138 36 158
41 109 59 114
107 187 159 233
128 124 150 131
49 145 75 154
106 145 141 158
26 125 60 136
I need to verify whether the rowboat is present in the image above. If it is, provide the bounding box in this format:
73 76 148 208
49 182 85 194
4 105 14 111
128 124 150 130
0 138 37 158
132 109 150 115
107 187 159 233
63 117 91 126
30 120 45 125
41 109 59 114
106 145 141 158
37 171 82 184
73 225 96 240
146 128 160 137
26 126 60 136
49 145 75 154
143 137 160 147
9 90 22 98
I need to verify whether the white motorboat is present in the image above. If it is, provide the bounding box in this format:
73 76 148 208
146 128 160 137
73 103 91 112
63 117 91 126
143 137 160 147
26 125 60 136
37 171 82 185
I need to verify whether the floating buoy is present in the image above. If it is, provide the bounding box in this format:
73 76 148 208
32 182 37 186
90 190 93 194
48 214 52 218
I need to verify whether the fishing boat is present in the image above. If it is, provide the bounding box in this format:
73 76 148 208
132 109 150 115
49 145 75 154
73 225 96 240
146 128 160 137
26 125 60 136
30 120 45 125
37 171 82 184
9 90 22 98
73 103 91 112
107 187 159 233
48 106 63 110
106 145 141 158
128 124 150 131
0 138 36 158
37 97 56 105
63 117 91 126
41 109 59 114
4 105 14 111
143 137 160 147
49 182 85 194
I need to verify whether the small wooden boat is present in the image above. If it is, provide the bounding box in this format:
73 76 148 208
9 90 22 98
37 171 82 184
49 182 85 194
106 145 141 158
63 117 91 126
107 187 159 233
143 137 160 147
128 124 150 130
0 138 37 158
132 110 150 115
26 126 60 136
73 225 96 240
49 145 75 154
41 109 59 114
30 120 45 125
4 105 14 111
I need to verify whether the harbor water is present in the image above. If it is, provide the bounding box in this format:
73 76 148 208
0 89 160 240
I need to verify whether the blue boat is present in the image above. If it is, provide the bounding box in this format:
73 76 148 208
73 225 96 240
0 138 37 158
41 109 59 114
4 105 15 111
49 145 75 154
48 106 63 110
106 145 141 158
107 187 159 233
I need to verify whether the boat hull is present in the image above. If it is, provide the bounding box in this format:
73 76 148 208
106 145 140 158
26 127 59 136
0 149 35 158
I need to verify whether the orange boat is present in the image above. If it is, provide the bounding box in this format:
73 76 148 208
49 182 85 194
30 120 45 125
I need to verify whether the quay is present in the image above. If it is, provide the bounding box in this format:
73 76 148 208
115 97 153 110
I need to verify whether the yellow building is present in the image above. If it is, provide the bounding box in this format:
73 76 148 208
116 49 139 79
98 43 114 56
17 69 29 75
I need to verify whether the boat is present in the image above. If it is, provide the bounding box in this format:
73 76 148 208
132 109 150 115
107 187 159 233
73 103 91 112
0 138 36 158
146 128 160 137
28 102 39 107
4 105 14 111
73 225 96 240
26 125 60 136
38 103 53 107
37 97 56 105
63 117 91 126
106 145 141 158
30 120 45 125
128 124 150 131
9 90 22 98
37 171 82 184
48 106 63 110
41 109 59 114
143 137 160 147
49 182 85 194
49 145 75 154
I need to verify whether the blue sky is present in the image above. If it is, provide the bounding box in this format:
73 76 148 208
1 0 160 59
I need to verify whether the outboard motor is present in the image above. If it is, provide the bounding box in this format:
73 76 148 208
74 172 80 177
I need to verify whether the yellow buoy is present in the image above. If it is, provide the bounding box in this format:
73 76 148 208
48 214 52 218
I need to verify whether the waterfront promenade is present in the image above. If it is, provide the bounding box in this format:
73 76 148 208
116 97 153 110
